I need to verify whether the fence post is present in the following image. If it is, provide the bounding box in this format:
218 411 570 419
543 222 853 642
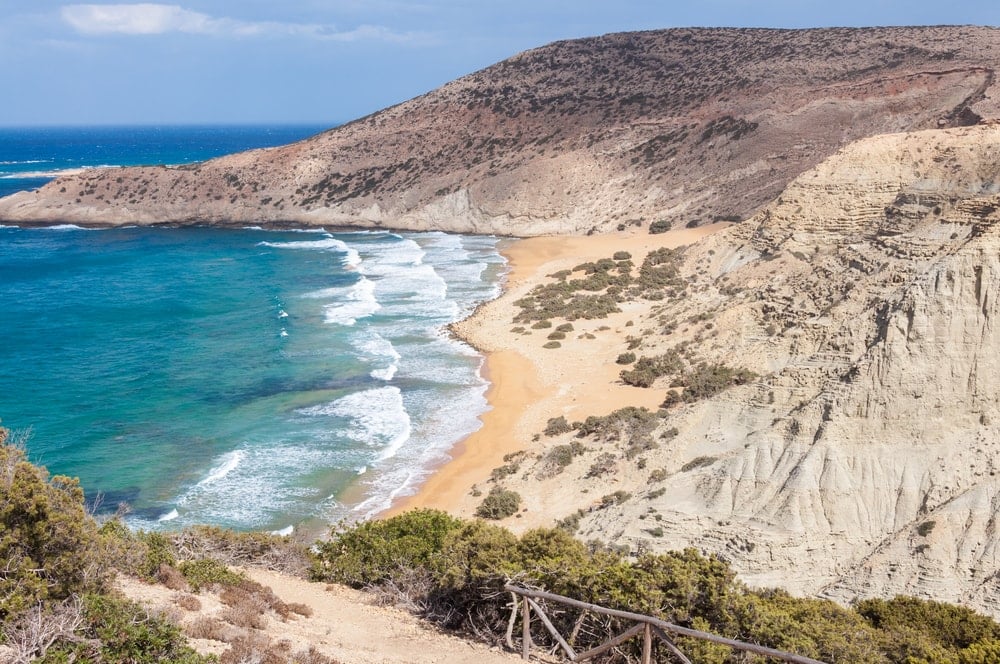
642 623 652 664
522 596 532 660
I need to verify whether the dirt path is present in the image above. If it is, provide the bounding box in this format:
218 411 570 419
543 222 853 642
118 568 522 664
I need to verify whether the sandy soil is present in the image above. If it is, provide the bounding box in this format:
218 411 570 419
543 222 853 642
118 570 522 664
387 223 730 520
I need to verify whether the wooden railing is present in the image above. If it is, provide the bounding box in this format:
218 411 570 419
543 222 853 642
504 585 828 664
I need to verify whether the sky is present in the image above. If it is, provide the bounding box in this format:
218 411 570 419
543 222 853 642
0 1 997 126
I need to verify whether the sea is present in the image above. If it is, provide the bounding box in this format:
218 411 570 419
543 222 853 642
0 126 506 535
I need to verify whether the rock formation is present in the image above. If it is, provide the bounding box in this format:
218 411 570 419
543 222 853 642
488 122 1000 616
1 26 1000 232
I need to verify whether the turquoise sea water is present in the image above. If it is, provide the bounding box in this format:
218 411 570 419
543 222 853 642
0 128 505 533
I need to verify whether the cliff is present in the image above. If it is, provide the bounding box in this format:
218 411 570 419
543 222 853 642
459 122 1000 616
2 26 1000 233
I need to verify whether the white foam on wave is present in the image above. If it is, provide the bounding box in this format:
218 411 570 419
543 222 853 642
157 508 179 522
298 385 412 463
0 165 119 179
356 237 450 309
370 365 397 381
258 237 361 268
278 309 288 319
280 329 289 337
270 525 294 536
352 332 401 381
198 450 244 486
35 224 98 231
321 277 380 326
0 169 83 179
0 159 50 165
350 380 489 519
244 226 327 233
169 443 344 530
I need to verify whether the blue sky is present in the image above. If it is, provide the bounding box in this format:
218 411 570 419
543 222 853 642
1 1 997 126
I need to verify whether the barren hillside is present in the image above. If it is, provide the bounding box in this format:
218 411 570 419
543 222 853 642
2 26 999 232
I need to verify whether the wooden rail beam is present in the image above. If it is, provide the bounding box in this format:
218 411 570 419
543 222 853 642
505 584 828 664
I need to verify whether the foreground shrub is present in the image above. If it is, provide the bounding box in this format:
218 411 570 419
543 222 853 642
312 510 1000 664
0 429 105 619
37 594 211 663
311 509 461 587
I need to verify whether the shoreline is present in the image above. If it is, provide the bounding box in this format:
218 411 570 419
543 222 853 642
384 223 731 521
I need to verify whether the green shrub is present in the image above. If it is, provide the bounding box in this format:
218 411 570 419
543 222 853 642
681 456 718 472
556 322 575 332
475 486 522 520
917 521 936 537
677 363 757 401
311 509 461 586
38 594 211 664
600 491 632 507
312 510 1000 663
531 319 553 329
616 351 637 365
179 558 246 592
545 442 585 471
543 341 562 349
613 251 632 260
0 431 104 618
649 220 672 234
544 416 572 437
547 330 566 340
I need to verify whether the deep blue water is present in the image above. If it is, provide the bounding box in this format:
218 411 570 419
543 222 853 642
0 125 328 198
0 127 505 534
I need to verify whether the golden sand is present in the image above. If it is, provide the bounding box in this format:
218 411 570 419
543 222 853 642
385 223 730 517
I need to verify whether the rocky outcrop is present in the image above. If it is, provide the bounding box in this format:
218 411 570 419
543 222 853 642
490 123 1000 616
2 26 1000 232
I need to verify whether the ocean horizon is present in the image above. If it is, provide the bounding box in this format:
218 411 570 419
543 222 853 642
0 126 505 534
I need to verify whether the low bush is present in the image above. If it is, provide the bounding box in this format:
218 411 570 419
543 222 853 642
38 594 212 663
544 415 572 437
475 486 522 520
616 351 637 365
314 510 991 663
179 557 247 592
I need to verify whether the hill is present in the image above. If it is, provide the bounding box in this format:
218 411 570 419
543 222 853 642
422 121 1000 617
1 26 999 232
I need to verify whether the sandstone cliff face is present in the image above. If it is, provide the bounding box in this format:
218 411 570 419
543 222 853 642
2 26 1000 232
488 124 1000 616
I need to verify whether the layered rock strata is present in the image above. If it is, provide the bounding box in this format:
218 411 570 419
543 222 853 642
489 123 1000 616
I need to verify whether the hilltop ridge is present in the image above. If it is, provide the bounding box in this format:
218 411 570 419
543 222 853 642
1 26 999 232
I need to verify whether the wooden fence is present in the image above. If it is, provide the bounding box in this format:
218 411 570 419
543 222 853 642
504 585 828 664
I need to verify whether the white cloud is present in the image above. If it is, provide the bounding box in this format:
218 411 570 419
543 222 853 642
59 3 426 42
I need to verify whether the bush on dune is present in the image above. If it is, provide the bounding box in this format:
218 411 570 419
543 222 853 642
311 509 1000 664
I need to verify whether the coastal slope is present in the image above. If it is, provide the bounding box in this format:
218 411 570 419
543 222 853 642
423 122 1000 617
2 26 1000 233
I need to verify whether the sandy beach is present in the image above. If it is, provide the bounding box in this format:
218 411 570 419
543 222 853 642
386 223 730 519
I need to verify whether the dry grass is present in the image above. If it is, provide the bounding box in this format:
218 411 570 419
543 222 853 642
184 615 242 643
219 633 341 664
173 592 202 612
286 602 312 618
157 563 190 591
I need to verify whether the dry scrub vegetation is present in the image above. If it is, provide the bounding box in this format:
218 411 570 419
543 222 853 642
7 421 1000 663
